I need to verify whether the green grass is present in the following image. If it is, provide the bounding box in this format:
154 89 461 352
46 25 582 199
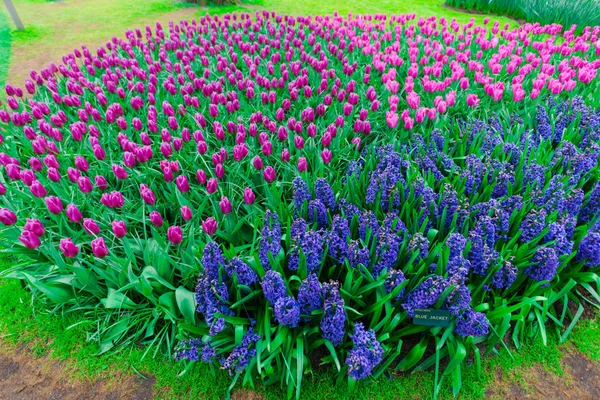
0 255 597 399
0 10 11 90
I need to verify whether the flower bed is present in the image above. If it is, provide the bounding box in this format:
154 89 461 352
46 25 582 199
0 11 599 399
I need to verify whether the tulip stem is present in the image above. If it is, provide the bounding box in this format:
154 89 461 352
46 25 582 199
3 0 24 31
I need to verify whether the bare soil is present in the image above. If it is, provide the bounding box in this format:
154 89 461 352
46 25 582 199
486 346 600 400
2 335 599 400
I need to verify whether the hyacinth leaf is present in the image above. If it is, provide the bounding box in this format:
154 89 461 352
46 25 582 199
560 301 585 343
175 286 196 325
323 340 341 371
395 336 429 372
21 272 74 303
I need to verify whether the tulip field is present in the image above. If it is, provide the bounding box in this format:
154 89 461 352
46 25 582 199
0 8 600 399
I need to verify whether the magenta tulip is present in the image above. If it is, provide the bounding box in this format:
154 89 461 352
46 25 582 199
321 149 333 164
78 176 94 193
30 180 47 198
112 164 128 180
19 230 41 249
243 187 256 205
112 220 127 238
0 182 6 196
0 208 17 225
140 184 156 205
66 204 83 223
167 226 183 244
298 157 308 172
95 175 108 190
83 218 101 235
220 196 232 214
91 237 108 258
253 155 264 170
59 238 79 258
149 211 163 227
24 219 45 236
20 169 36 186
202 217 217 235
196 169 207 184
181 206 193 221
206 178 218 194
45 196 63 214
74 156 89 171
264 166 276 182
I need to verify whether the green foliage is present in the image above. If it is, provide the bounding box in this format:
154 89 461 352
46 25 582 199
0 10 10 90
446 0 600 32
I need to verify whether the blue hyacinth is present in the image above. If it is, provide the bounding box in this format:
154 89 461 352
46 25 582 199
345 323 384 380
320 281 346 346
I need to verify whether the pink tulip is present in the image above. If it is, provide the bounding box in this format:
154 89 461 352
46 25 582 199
149 211 163 227
264 166 276 182
196 169 207 184
45 196 63 214
48 167 61 182
66 204 83 223
20 169 36 186
253 156 264 170
176 175 190 193
112 164 128 180
466 94 480 107
59 238 79 258
167 226 183 244
112 220 127 238
94 175 108 190
321 149 332 164
19 230 41 249
0 208 17 225
206 178 218 194
24 219 45 236
83 218 101 235
244 187 255 205
181 206 192 221
140 184 156 205
6 164 21 180
220 196 232 214
386 112 399 129
91 237 108 258
298 157 308 172
202 217 217 235
74 156 89 172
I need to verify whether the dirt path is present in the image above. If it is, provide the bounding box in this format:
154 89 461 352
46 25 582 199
1 337 600 400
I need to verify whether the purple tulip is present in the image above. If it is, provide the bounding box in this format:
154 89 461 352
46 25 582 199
47 167 61 182
78 176 94 193
74 156 89 172
95 175 108 191
19 230 41 249
220 196 232 214
91 237 108 258
181 206 192 221
149 211 163 227
112 220 127 238
175 175 190 193
140 184 156 205
59 238 79 258
0 182 6 195
244 187 255 205
83 218 101 235
206 178 218 194
253 155 264 170
112 164 128 180
264 166 276 183
0 208 17 225
66 204 83 223
167 225 183 244
67 167 81 183
298 157 308 172
281 149 291 162
24 218 45 236
202 217 217 235
6 163 21 180
45 196 63 214
20 169 36 186
196 169 207 184
321 149 333 164
29 157 43 171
